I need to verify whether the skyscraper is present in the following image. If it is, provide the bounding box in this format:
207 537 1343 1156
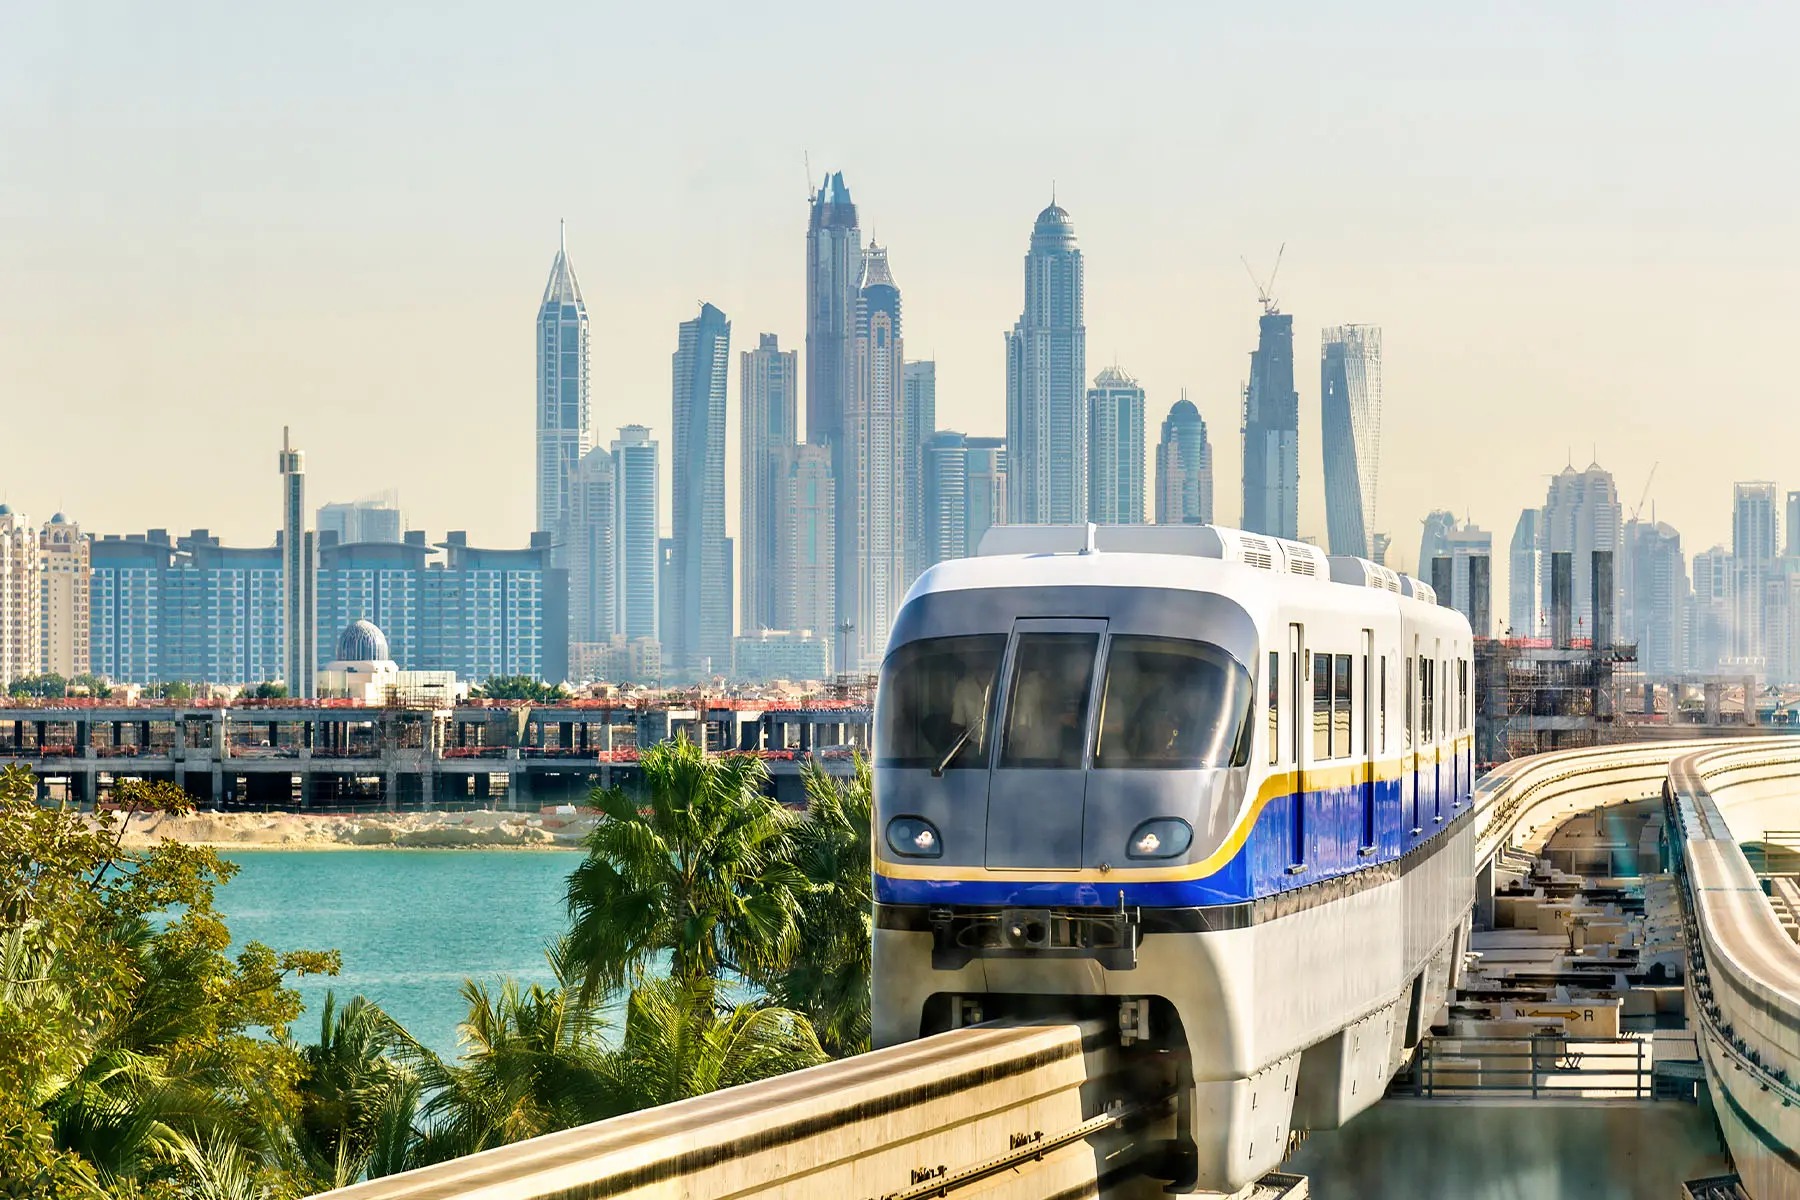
922 432 969 567
772 444 836 647
806 172 860 456
39 514 89 678
0 507 39 687
535 223 591 541
1241 310 1299 539
1154 395 1212 525
279 428 315 697
844 245 906 668
1087 366 1146 524
1509 509 1543 637
1005 202 1086 524
611 426 660 642
566 448 617 645
1419 509 1457 580
1732 481 1778 663
923 434 1008 567
317 494 403 544
669 303 733 676
1541 462 1622 644
1622 519 1688 675
901 360 937 586
1320 325 1382 557
1690 546 1734 672
740 333 798 633
1787 491 1800 558
1443 523 1493 635
966 438 1008 555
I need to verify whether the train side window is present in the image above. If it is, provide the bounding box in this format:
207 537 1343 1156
1379 655 1388 752
1333 653 1352 757
1404 655 1414 749
1313 653 1331 760
1459 659 1469 732
1419 657 1433 744
1268 651 1280 765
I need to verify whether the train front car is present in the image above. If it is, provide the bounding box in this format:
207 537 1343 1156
871 524 1476 1195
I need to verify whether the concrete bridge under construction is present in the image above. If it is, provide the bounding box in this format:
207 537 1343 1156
0 698 871 809
286 736 1800 1199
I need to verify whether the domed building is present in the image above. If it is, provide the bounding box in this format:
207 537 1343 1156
335 619 390 664
315 619 462 705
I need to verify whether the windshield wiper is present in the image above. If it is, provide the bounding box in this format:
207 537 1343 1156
932 726 976 777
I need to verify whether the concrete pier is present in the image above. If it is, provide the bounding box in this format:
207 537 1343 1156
0 699 871 810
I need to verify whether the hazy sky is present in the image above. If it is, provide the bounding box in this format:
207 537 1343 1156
5 2 1799 592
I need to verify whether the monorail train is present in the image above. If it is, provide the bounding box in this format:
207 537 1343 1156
871 523 1476 1194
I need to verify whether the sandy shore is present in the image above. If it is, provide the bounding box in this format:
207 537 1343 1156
105 808 598 850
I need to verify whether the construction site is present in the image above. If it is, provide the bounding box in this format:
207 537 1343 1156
1470 548 1770 770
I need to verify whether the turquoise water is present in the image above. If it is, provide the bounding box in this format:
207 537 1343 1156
218 851 580 1061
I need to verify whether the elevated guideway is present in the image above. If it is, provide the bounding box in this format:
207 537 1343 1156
1470 739 1766 924
311 740 1800 1200
1666 742 1800 1199
312 1018 1184 1200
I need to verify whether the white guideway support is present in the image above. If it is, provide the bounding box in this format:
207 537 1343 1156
308 1019 1175 1200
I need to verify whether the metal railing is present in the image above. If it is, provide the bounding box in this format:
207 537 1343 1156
1401 1034 1657 1100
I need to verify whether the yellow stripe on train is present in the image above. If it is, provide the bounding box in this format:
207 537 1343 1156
875 735 1473 885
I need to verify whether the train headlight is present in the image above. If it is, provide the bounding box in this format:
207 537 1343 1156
886 816 944 858
1126 818 1192 860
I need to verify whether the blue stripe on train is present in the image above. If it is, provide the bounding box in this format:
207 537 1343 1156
874 754 1473 910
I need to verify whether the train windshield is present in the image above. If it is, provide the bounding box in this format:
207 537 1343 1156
1092 636 1253 769
877 635 1006 769
998 632 1101 770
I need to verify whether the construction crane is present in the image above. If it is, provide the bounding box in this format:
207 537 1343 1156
1241 243 1285 314
1630 462 1659 524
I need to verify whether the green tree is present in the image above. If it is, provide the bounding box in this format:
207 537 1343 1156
764 761 873 1056
247 683 288 700
68 674 112 700
473 676 569 703
599 977 826 1111
565 739 804 997
0 765 339 1195
386 942 613 1160
292 993 420 1188
143 681 195 702
7 673 67 698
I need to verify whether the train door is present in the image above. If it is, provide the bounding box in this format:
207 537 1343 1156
1289 623 1306 870
1360 629 1375 853
985 618 1104 869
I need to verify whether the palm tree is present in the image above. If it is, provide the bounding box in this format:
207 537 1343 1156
565 738 805 997
600 977 827 1111
765 761 873 1056
291 993 418 1187
386 940 616 1161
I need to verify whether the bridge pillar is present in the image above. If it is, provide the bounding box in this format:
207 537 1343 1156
1473 855 1496 930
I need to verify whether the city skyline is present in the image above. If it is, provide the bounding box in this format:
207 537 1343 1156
12 6 1800 643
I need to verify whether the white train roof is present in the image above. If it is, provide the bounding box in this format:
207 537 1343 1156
904 522 1445 612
